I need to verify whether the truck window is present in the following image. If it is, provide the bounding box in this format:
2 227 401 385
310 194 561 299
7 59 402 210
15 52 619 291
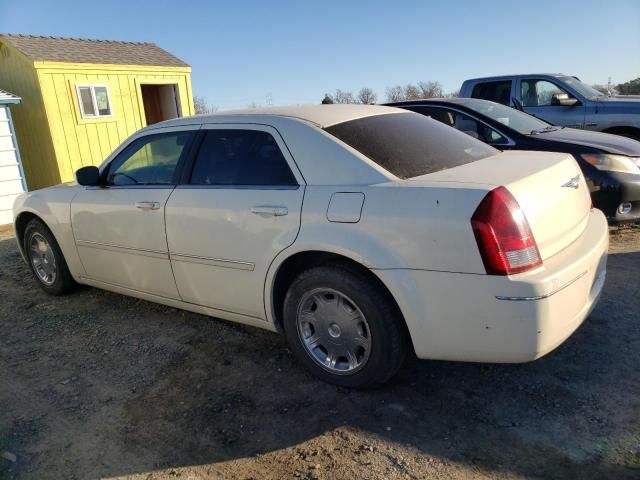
520 80 566 107
470 81 512 105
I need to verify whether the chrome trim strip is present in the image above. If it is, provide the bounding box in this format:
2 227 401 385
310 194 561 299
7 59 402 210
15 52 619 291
175 184 299 190
169 252 255 271
86 185 174 190
75 239 168 259
495 270 588 301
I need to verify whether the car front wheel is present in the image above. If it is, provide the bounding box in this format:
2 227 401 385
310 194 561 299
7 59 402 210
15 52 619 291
23 218 77 295
283 264 407 388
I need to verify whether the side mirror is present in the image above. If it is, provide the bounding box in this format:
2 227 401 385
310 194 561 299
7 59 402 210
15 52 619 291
552 93 579 107
76 166 101 186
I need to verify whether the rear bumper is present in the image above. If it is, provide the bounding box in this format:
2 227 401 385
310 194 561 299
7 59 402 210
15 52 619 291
374 209 609 363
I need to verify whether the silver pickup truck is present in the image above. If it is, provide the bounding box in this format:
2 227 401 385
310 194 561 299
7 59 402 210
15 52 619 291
460 74 640 141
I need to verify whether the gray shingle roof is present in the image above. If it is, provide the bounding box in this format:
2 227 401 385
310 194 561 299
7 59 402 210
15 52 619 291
0 34 189 67
0 89 21 104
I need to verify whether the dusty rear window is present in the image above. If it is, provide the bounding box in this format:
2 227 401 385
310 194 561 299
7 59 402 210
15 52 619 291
325 112 497 179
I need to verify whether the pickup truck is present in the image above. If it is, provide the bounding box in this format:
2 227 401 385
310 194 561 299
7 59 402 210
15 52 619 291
460 74 640 141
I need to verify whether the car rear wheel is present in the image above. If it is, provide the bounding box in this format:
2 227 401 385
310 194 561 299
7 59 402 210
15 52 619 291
283 264 407 388
24 218 77 295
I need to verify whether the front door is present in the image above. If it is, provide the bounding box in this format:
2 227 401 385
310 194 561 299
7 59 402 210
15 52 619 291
518 78 586 128
165 124 305 319
71 129 196 298
141 84 180 126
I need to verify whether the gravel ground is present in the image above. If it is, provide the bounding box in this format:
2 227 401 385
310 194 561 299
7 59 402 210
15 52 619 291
1 225 639 480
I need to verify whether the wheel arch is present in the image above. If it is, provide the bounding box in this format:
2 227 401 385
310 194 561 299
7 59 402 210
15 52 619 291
601 125 640 141
266 249 414 354
14 210 48 258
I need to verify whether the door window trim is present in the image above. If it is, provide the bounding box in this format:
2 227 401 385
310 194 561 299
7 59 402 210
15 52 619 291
178 123 306 189
517 78 583 107
95 129 199 189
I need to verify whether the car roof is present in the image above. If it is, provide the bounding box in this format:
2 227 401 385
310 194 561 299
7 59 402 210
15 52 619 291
386 97 493 107
463 73 569 83
153 104 404 129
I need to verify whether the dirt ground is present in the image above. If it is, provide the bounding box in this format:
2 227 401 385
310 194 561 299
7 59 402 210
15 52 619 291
1 225 639 480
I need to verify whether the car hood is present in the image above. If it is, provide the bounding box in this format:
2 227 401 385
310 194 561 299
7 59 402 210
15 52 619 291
535 128 640 156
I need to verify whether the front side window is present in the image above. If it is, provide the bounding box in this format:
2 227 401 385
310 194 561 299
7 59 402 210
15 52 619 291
107 132 193 186
520 80 566 107
460 99 551 135
77 85 112 118
414 106 508 145
189 130 297 186
325 113 498 179
470 80 512 105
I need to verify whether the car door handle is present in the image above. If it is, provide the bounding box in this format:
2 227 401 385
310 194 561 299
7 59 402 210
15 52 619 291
135 201 161 210
251 205 288 216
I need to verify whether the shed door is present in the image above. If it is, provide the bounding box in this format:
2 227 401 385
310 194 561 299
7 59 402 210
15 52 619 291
0 105 26 225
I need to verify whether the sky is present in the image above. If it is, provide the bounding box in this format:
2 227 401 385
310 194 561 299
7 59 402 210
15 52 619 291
1 0 639 110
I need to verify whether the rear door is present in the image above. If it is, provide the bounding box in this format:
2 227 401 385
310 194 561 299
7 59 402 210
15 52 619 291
517 78 586 128
165 124 305 319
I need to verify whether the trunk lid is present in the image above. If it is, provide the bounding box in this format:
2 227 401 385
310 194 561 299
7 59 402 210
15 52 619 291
413 150 591 261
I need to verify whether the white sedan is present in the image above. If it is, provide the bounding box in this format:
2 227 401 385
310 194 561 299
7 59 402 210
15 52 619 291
13 105 608 387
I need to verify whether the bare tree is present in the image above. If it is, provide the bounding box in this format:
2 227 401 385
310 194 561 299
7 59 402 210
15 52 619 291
446 89 460 98
404 83 421 100
193 95 218 114
333 89 356 104
386 85 405 102
357 87 378 105
418 81 444 98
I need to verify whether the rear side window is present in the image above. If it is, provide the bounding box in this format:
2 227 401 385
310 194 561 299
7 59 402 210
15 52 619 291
413 107 508 145
324 113 497 179
471 81 512 105
190 130 297 186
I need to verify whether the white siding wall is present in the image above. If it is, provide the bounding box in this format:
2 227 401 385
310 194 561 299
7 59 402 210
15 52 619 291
0 105 26 225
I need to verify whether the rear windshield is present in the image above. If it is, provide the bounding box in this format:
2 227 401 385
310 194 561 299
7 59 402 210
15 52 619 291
325 112 497 179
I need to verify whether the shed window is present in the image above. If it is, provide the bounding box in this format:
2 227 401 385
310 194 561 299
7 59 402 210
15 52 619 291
76 85 112 118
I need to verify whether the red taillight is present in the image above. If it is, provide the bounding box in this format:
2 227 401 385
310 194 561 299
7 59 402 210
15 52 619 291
471 186 541 275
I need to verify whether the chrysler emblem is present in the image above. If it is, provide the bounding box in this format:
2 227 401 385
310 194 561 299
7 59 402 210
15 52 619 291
561 174 581 189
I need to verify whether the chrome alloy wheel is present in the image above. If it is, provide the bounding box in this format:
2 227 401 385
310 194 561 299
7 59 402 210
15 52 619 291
296 288 371 375
29 232 57 286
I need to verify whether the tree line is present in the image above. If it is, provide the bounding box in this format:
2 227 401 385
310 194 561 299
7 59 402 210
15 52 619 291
193 76 640 113
322 81 457 104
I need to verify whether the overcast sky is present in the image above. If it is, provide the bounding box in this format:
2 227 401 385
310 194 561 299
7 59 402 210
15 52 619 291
2 0 639 110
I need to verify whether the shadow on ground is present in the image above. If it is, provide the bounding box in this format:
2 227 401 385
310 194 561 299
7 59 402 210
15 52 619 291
1 236 639 479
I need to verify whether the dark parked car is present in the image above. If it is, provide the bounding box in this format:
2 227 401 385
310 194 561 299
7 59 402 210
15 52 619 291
388 98 640 223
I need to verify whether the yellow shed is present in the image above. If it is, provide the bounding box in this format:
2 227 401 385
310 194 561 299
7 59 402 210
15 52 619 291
0 34 195 190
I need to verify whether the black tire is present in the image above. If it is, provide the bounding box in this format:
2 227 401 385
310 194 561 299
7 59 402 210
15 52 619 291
283 264 407 388
23 218 77 295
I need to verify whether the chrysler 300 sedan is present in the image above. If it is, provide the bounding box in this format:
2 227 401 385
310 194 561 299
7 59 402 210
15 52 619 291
13 105 608 387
